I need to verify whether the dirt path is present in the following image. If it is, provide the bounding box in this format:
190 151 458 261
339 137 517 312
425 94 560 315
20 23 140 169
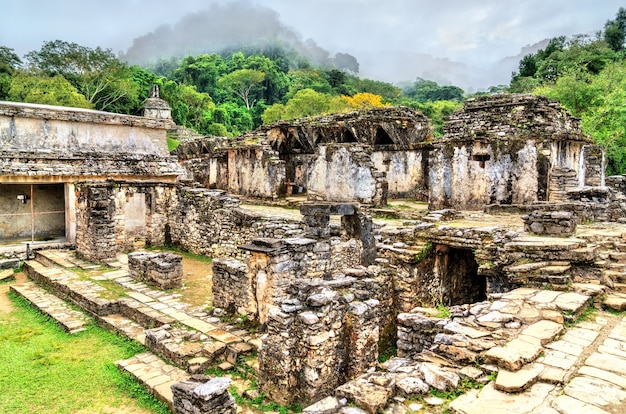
0 271 27 314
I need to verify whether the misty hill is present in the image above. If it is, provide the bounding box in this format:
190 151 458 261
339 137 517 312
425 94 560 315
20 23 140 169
119 0 548 91
120 1 350 71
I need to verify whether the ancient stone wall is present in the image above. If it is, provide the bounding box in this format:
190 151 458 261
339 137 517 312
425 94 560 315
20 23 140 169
75 185 118 262
307 144 387 206
258 276 381 406
371 149 430 200
175 107 432 205
429 94 594 211
167 187 304 259
128 251 183 289
0 101 182 182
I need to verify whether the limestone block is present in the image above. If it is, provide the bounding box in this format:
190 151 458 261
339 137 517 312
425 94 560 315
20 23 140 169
335 380 392 414
483 346 524 372
494 363 544 393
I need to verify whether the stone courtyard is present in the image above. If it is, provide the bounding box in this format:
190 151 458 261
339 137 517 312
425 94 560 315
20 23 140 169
2 94 626 413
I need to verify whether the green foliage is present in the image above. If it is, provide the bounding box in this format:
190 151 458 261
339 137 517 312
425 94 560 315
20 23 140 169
218 68 266 109
404 77 464 103
167 136 180 152
24 40 141 113
8 73 93 108
435 303 451 319
414 242 433 262
604 7 626 51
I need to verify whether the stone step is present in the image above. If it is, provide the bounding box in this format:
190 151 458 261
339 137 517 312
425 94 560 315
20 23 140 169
614 283 626 293
116 352 189 411
118 298 175 329
98 314 146 345
10 282 90 334
603 293 626 312
25 260 120 316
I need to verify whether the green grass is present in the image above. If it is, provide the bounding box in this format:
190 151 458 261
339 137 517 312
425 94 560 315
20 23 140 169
146 245 213 263
0 292 168 414
167 136 180 152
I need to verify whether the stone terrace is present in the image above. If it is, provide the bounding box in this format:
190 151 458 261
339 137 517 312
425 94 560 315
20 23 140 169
17 249 261 409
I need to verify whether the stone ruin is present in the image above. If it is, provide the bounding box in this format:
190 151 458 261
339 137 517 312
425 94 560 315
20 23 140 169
4 93 626 413
171 377 236 414
128 251 183 289
175 106 433 206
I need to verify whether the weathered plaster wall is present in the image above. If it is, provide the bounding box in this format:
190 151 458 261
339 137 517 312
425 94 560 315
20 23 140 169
0 101 182 182
429 140 541 210
225 146 285 199
429 94 594 210
0 184 65 241
371 150 429 199
308 145 384 205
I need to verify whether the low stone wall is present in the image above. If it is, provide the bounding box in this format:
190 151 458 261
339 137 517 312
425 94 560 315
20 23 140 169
522 210 576 236
171 377 236 414
128 251 183 289
211 258 253 316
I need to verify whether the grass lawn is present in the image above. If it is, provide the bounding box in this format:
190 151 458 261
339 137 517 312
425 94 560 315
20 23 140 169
0 290 169 414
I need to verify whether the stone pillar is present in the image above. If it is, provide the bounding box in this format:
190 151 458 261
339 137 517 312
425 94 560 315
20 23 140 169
212 258 254 316
171 377 236 414
258 278 381 406
75 183 117 262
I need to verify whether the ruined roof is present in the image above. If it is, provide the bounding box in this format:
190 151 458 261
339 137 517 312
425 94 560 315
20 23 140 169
246 106 433 154
442 94 591 143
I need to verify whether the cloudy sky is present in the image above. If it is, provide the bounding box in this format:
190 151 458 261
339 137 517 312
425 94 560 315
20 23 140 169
1 0 623 89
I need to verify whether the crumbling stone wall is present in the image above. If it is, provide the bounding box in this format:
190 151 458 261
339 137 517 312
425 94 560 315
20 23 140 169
128 251 183 289
75 185 117 262
258 277 380 406
176 107 432 205
75 181 306 263
429 94 595 210
307 144 387 206
371 149 430 200
167 187 304 259
75 181 178 261
522 211 576 236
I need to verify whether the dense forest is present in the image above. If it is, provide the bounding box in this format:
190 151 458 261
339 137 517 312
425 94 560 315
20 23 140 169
1 8 625 173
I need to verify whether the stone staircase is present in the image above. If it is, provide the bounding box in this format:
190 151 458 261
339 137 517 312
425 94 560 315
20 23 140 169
10 281 90 334
14 249 260 409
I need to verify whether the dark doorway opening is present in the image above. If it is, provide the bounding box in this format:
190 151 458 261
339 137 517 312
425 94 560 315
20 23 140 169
435 244 486 305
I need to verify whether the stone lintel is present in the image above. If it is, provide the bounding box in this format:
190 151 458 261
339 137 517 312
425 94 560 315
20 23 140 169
300 202 359 217
238 238 286 254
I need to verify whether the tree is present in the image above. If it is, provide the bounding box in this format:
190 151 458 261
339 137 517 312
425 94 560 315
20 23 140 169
342 92 387 109
159 80 215 133
0 46 22 100
604 7 626 51
262 88 348 122
8 73 92 108
24 40 139 112
0 46 21 74
218 68 265 109
405 78 464 102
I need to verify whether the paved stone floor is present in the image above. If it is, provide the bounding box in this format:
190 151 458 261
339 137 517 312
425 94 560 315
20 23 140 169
450 313 626 414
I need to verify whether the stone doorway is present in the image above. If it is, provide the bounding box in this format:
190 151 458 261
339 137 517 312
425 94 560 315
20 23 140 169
435 244 486 305
0 183 66 244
